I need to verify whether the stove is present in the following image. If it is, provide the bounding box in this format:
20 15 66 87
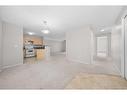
24 45 35 57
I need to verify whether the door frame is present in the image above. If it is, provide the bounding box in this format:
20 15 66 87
96 35 108 57
94 32 111 59
121 14 127 78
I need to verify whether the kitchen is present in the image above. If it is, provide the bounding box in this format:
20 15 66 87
23 32 50 64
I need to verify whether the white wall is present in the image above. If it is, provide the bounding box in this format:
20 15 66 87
0 20 2 71
44 39 65 55
66 27 92 64
62 40 66 52
111 27 121 72
2 22 23 68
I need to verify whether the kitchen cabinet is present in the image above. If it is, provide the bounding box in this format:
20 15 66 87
23 34 43 45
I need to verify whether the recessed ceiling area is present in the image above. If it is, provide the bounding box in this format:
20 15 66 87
0 6 125 40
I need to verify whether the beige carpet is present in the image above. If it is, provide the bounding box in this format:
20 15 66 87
66 73 127 89
0 54 120 89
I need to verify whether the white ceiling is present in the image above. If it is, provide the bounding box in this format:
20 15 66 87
0 6 124 40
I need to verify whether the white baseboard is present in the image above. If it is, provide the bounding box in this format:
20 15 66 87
66 57 90 64
2 63 23 70
112 61 122 76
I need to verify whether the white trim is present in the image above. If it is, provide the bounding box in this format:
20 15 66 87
66 57 90 64
90 31 94 64
112 61 122 76
121 18 125 78
2 63 23 69
0 20 3 73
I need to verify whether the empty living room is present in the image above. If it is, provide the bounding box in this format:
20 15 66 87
0 0 127 95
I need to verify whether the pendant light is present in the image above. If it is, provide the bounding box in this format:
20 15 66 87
41 21 50 34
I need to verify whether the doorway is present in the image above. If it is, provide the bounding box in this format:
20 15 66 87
97 36 108 58
95 33 111 59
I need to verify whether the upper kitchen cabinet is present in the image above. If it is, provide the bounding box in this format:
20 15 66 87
23 34 43 45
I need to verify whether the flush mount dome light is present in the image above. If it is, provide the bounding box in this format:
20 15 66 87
101 29 104 32
41 29 50 34
28 32 34 35
41 21 50 34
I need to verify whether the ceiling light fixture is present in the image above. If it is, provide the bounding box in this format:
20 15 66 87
41 29 50 34
41 21 50 34
101 29 104 32
28 32 34 35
